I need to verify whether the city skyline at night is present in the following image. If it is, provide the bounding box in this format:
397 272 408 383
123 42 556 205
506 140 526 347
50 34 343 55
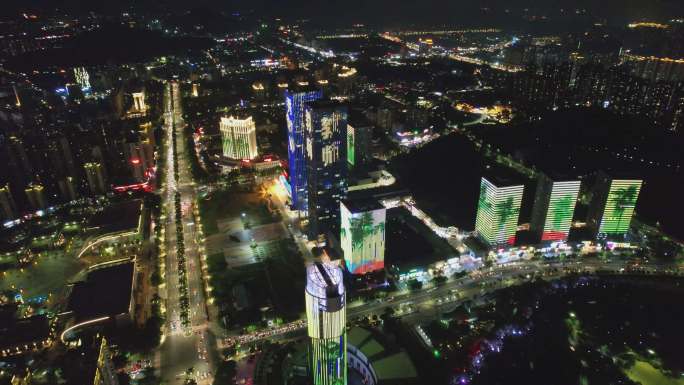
0 3 681 385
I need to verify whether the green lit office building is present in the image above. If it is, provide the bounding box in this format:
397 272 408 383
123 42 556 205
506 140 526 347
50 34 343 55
587 172 642 240
530 175 581 242
475 176 524 247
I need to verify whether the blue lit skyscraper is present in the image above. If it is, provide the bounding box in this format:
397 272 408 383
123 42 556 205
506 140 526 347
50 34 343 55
285 88 323 212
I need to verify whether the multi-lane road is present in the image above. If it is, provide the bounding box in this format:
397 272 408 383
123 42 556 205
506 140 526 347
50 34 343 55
159 81 215 385
220 258 681 349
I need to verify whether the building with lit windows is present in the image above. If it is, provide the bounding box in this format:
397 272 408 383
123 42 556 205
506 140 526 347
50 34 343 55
93 337 119 385
474 176 524 247
73 67 91 92
220 116 258 160
305 100 348 240
0 183 17 221
306 262 347 385
587 172 642 240
84 162 107 195
530 175 581 242
346 113 373 170
24 183 46 210
131 92 146 112
340 199 386 275
285 88 323 211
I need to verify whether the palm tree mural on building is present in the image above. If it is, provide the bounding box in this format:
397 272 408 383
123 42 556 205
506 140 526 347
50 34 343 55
343 211 385 273
608 185 639 234
542 194 575 240
495 196 520 244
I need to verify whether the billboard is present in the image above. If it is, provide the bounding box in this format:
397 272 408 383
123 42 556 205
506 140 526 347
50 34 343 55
340 202 386 274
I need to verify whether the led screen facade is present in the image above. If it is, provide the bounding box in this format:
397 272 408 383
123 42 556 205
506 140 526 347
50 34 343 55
340 202 386 275
541 180 580 241
475 177 524 246
598 179 642 236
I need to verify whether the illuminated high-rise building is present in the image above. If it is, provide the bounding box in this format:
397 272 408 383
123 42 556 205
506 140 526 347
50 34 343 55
475 176 524 247
132 92 146 112
58 176 79 202
94 337 119 385
306 262 347 385
285 88 323 211
0 183 17 221
530 175 581 242
6 136 33 182
84 162 107 195
305 100 348 240
125 142 153 182
220 116 258 160
340 199 385 275
346 113 372 170
587 172 642 239
73 67 91 92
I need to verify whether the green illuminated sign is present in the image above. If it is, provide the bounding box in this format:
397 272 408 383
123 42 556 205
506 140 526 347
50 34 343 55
347 125 355 166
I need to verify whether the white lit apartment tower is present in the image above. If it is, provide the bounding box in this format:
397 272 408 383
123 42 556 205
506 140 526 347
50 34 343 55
73 67 91 92
84 162 107 195
0 183 17 221
132 92 146 112
220 116 258 160
306 262 347 385
475 176 524 247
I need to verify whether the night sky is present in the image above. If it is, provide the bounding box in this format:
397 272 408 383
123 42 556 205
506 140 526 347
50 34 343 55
4 0 683 28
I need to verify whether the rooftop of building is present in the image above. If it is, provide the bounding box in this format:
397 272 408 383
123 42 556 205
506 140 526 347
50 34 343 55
347 327 418 384
348 109 374 127
596 169 643 181
305 98 346 110
67 261 134 322
86 199 142 234
306 262 345 299
342 198 385 213
0 308 50 350
482 165 529 187
285 84 322 95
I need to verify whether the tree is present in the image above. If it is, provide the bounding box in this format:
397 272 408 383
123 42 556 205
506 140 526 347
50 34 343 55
408 279 423 291
213 360 237 385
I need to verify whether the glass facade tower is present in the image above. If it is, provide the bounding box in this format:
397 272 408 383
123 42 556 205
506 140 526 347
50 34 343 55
305 100 348 239
285 88 323 212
